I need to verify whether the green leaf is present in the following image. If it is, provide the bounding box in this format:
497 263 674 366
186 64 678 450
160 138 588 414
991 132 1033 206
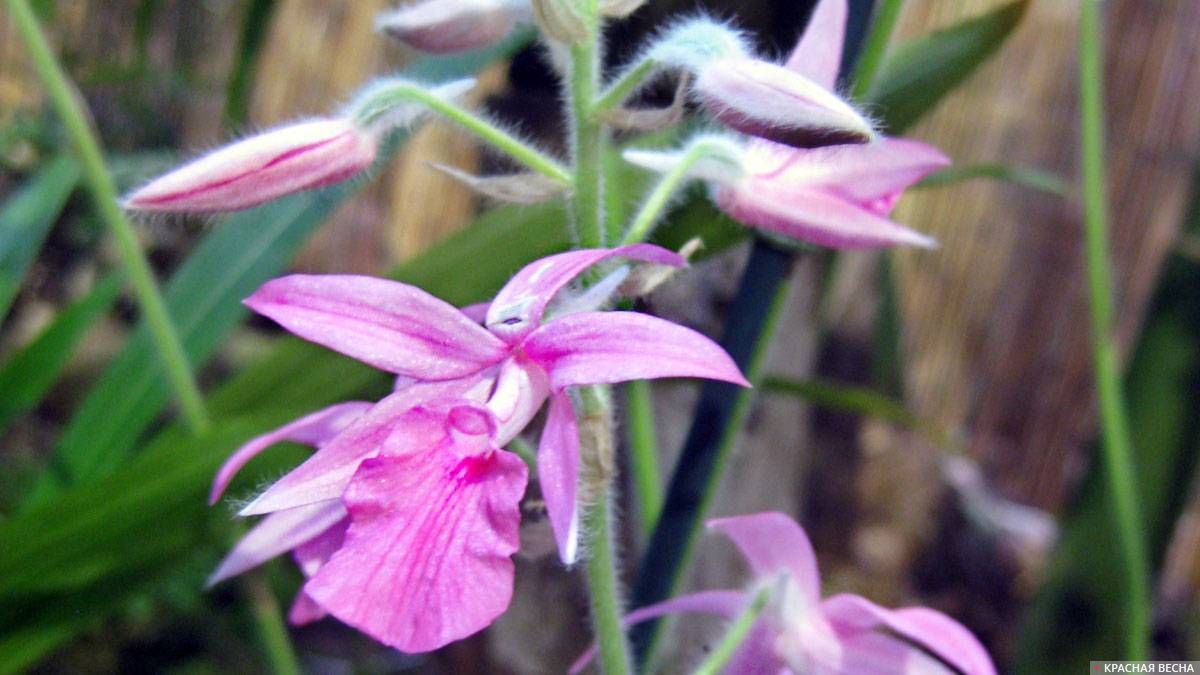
916 163 1069 196
0 271 122 433
867 0 1029 134
0 155 80 319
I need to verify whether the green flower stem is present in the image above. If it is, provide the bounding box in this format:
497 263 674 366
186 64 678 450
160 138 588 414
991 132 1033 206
357 83 573 186
506 436 537 473
691 586 771 675
620 139 732 245
850 0 906 99
1078 0 1149 660
626 380 663 535
6 0 210 433
568 0 607 248
593 58 658 117
243 570 303 675
584 491 633 675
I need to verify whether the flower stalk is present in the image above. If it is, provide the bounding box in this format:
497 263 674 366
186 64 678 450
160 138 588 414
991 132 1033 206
5 0 210 434
1078 0 1149 660
690 585 770 675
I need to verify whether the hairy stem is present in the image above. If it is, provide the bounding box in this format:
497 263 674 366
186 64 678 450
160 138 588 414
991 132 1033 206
691 586 771 675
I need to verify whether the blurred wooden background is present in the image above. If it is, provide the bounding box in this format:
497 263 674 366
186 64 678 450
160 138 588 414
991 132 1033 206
3 0 1200 671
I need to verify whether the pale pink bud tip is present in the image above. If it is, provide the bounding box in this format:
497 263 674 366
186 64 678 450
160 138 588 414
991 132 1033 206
696 58 875 149
124 119 376 213
376 0 529 54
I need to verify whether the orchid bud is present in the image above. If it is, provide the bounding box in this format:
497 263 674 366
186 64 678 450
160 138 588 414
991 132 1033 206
694 58 875 149
375 0 531 54
431 163 569 204
531 0 588 44
123 119 376 213
599 0 646 18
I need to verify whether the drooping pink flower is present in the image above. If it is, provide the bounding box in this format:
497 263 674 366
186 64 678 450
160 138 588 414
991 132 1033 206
376 0 532 53
211 245 748 652
124 119 377 213
574 512 996 675
627 0 949 249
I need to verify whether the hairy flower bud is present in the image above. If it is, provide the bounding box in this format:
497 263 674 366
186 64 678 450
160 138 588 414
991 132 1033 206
124 119 376 213
531 0 588 44
695 58 875 149
376 0 531 54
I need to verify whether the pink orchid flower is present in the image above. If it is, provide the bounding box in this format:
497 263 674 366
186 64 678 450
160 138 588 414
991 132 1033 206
628 0 950 249
209 245 748 652
123 119 378 213
575 512 996 675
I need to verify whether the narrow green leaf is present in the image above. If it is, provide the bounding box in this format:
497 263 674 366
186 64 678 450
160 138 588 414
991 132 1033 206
867 0 1029 134
916 163 1069 196
0 155 80 319
0 271 122 432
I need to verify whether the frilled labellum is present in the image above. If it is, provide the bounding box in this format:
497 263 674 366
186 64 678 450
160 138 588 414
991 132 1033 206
123 119 376 213
695 58 875 150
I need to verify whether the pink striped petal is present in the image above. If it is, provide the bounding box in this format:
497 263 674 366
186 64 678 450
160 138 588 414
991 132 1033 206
124 119 376 213
485 245 685 342
716 182 937 249
208 500 347 586
784 0 847 89
747 138 950 209
304 429 527 652
241 379 485 516
538 392 580 564
707 512 822 604
210 402 371 504
488 358 549 445
569 590 747 674
822 595 996 675
522 311 750 389
246 275 509 379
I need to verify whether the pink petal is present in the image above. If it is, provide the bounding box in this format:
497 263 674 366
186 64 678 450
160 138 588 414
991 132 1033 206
376 0 530 54
538 392 580 564
707 512 822 603
695 58 873 149
124 119 375 213
522 311 750 389
784 0 847 89
715 181 937 249
210 402 371 504
835 630 956 675
245 274 509 379
460 301 490 324
287 518 349 626
304 440 528 651
485 245 685 343
289 591 328 626
747 138 951 208
207 500 347 586
822 595 996 675
241 379 486 516
569 590 747 675
487 358 549 445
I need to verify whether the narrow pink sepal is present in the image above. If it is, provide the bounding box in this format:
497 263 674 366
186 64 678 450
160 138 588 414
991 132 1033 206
124 119 375 213
538 392 581 565
522 311 750 389
751 138 951 208
568 590 746 674
716 182 937 249
287 518 348 626
240 379 484 516
822 594 997 675
304 434 527 652
708 512 822 604
784 0 847 88
486 245 684 342
210 402 371 504
245 274 508 379
207 500 346 587
695 58 873 149
377 0 528 54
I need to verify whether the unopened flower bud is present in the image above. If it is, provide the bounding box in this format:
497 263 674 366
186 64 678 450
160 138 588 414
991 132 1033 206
376 0 531 54
124 119 376 213
431 163 568 204
531 0 588 44
599 0 646 18
695 58 875 149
